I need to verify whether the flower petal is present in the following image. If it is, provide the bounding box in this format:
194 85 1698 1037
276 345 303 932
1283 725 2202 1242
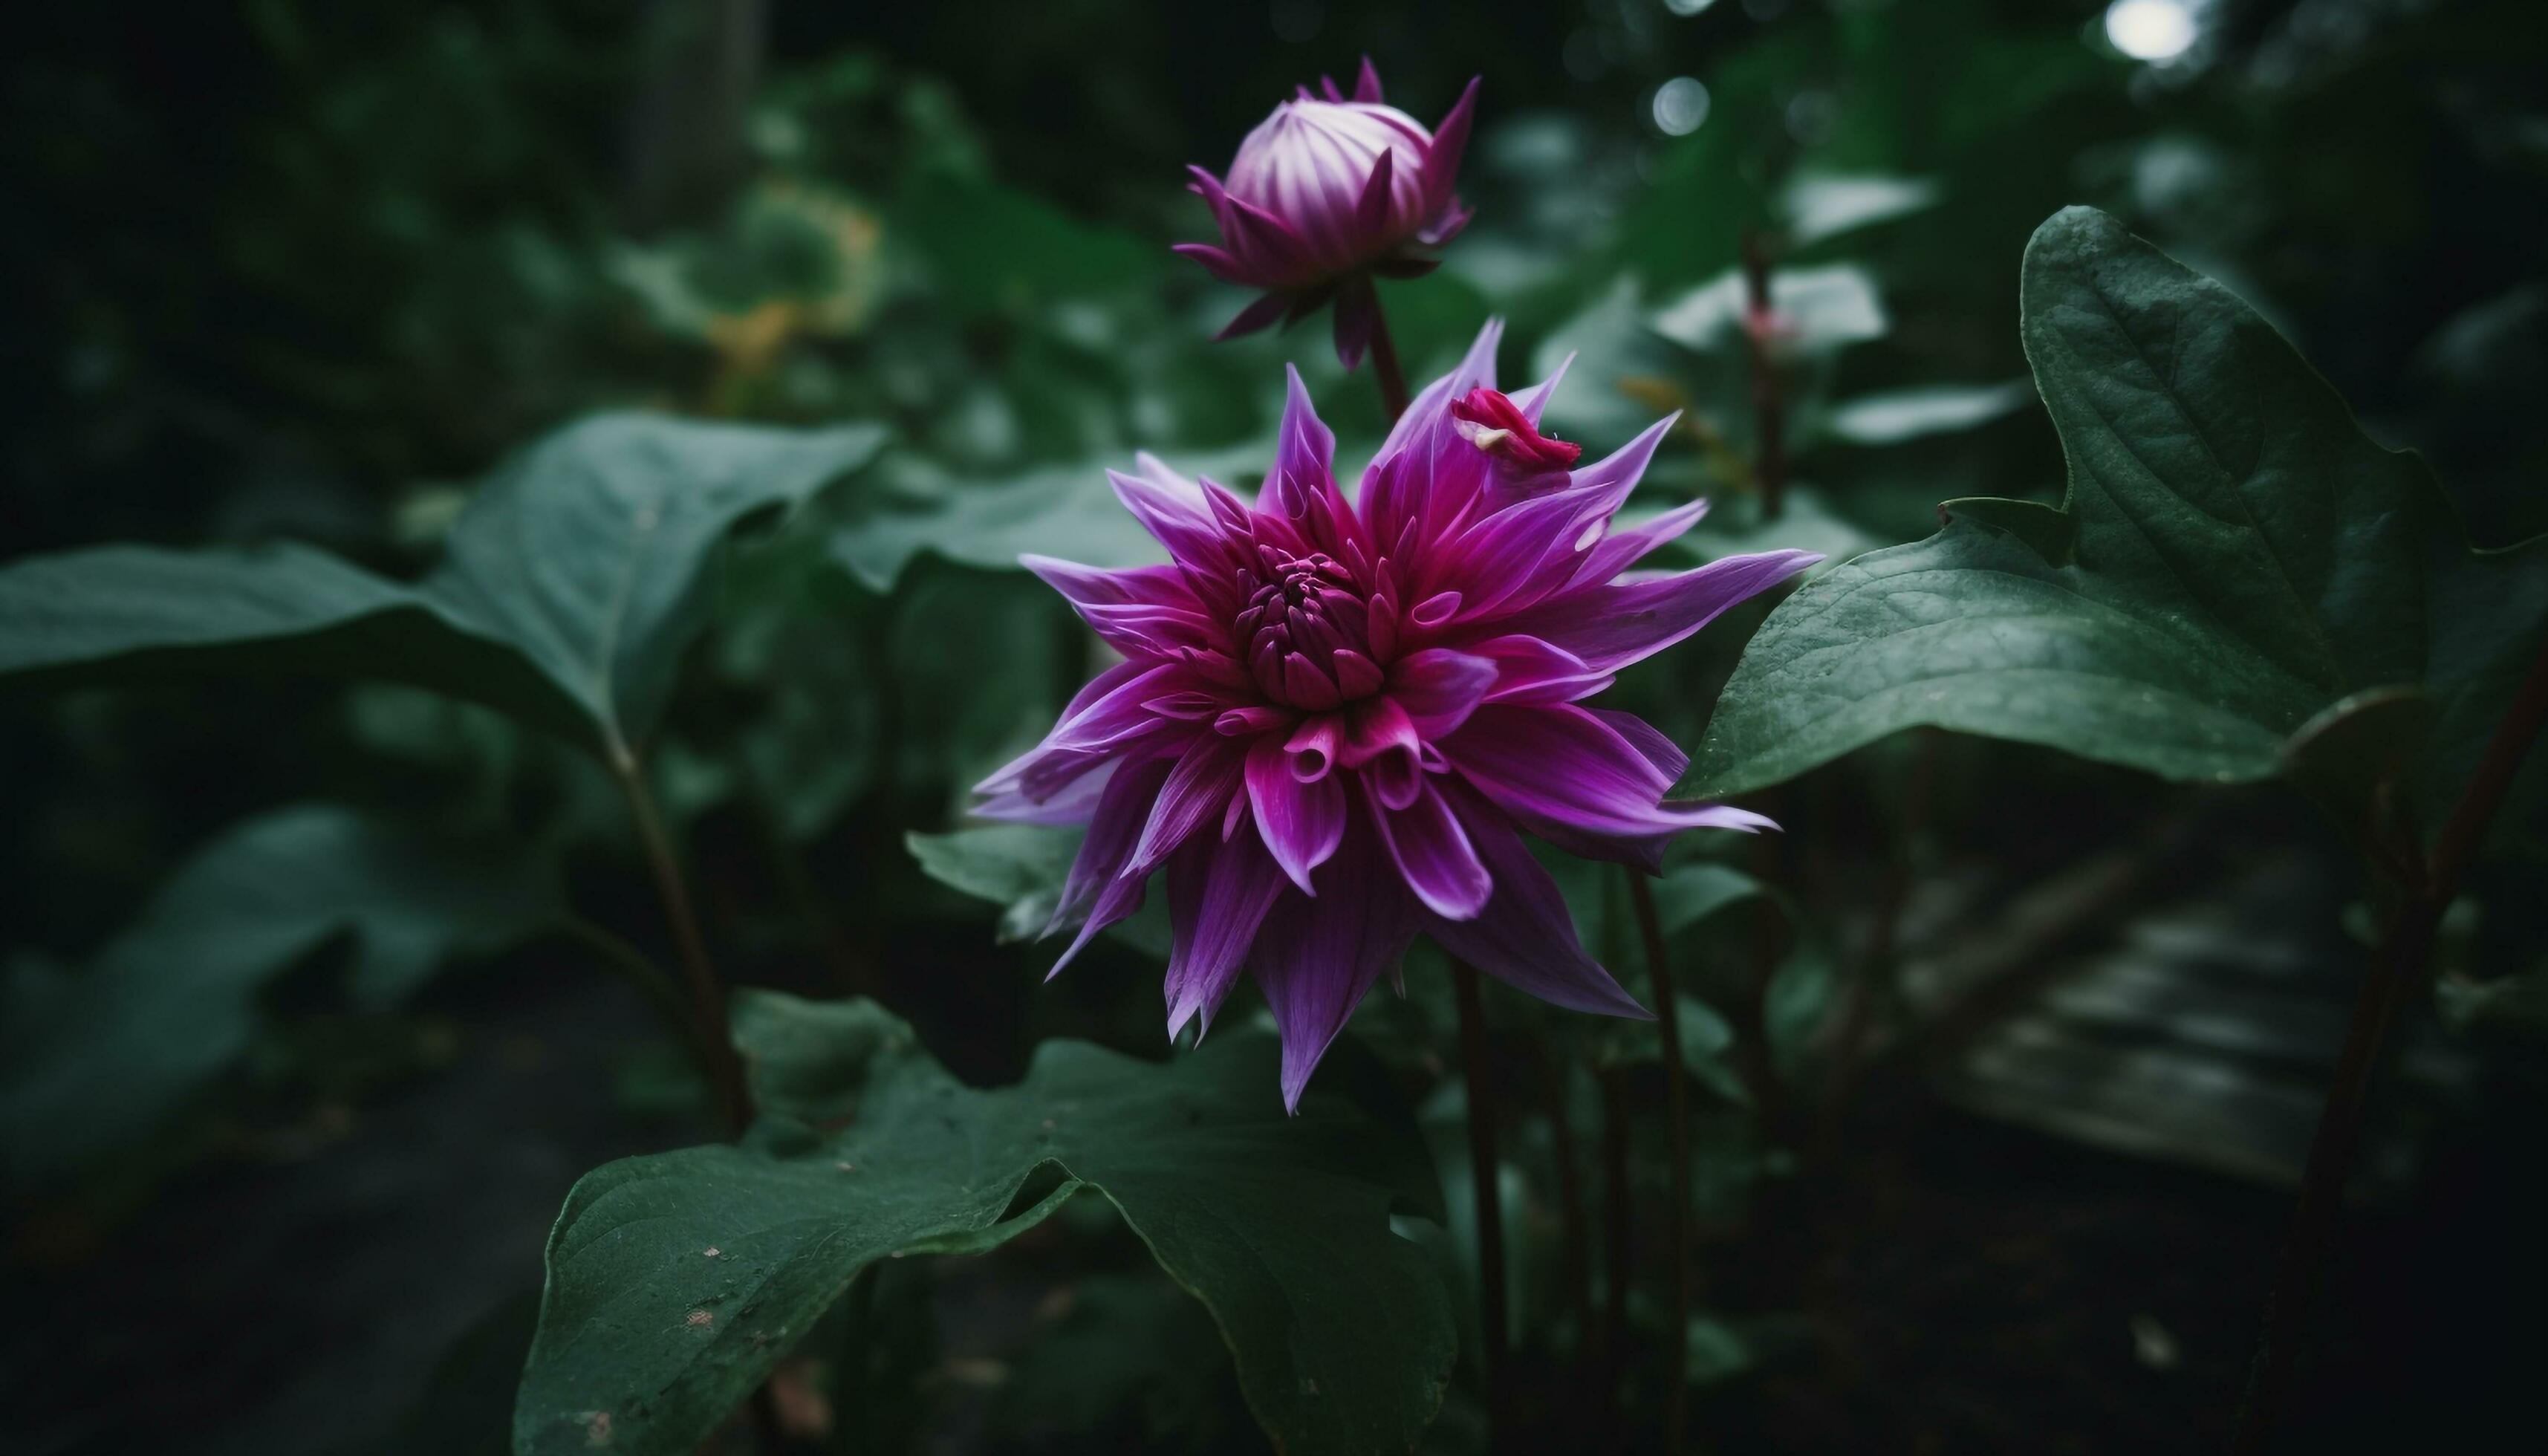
1264 364 1344 527
1426 788 1651 1018
1578 497 1710 582
1248 825 1417 1111
1590 707 1689 783
1125 734 1249 877
1173 241 1252 287
1387 647 1497 738
1515 548 1822 672
1437 703 1673 841
1367 779 1492 920
1474 634 1613 704
1044 756 1176 977
1215 290 1293 340
1164 828 1290 1041
1021 556 1213 657
1108 468 1241 572
1421 77 1481 216
1247 735 1346 893
1331 273 1375 371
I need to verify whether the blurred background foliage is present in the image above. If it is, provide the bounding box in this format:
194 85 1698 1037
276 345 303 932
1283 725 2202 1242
3 1 2544 1453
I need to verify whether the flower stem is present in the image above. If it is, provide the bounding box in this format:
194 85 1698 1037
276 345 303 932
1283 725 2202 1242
1624 869 1691 1451
1368 288 1411 423
1821 727 1941 1149
610 746 752 1135
1741 232 1787 522
2235 632 2548 1452
1597 1065 1632 1443
1539 1053 1593 1380
1452 958 1508 1444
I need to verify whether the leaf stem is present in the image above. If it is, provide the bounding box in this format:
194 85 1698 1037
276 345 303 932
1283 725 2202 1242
1623 868 1691 1449
1368 289 1411 423
559 914 701 1050
1741 232 1787 522
2236 633 2548 1452
611 748 752 1134
1452 958 1508 1446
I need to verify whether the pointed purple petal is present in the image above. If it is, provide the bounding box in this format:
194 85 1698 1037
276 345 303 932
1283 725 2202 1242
1165 829 1290 1040
1385 648 1497 738
1354 146 1396 242
1368 779 1492 920
1578 497 1710 582
1516 548 1821 672
1566 412 1678 515
1173 241 1251 286
1246 735 1346 894
1590 707 1689 783
1331 275 1375 371
1125 733 1249 877
1249 825 1417 1111
1426 788 1652 1018
1474 634 1613 704
1044 755 1176 969
1264 363 1341 518
1354 55 1384 103
1216 291 1293 341
1421 77 1481 213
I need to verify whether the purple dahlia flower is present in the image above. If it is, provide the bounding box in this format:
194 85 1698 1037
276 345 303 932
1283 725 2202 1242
1174 58 1478 370
978 322 1821 1109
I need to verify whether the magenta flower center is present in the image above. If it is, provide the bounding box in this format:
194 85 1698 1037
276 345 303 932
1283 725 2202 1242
1235 545 1392 710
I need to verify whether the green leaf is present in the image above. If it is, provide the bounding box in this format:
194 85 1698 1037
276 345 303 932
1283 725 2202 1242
0 415 886 757
1935 495 2076 565
1779 172 1941 247
0 542 587 741
426 415 888 755
891 169 1154 316
1651 862 1776 940
1688 207 2548 819
907 823 1174 960
906 826 1073 943
0 805 559 1189
828 439 1267 592
1824 381 2033 446
513 992 1453 1456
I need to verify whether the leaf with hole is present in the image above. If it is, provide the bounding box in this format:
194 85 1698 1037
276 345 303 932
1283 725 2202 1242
512 991 1452 1456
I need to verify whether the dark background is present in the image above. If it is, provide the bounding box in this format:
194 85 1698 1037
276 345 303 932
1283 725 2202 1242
4 1 2544 1452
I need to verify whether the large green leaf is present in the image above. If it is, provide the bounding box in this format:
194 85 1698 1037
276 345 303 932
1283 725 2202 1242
1688 207 2548 814
513 992 1452 1456
0 542 587 740
0 415 885 757
0 804 559 1189
828 438 1269 592
426 415 887 755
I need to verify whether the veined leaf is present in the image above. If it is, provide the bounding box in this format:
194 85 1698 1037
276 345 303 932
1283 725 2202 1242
1688 207 2548 824
0 415 886 758
513 992 1452 1456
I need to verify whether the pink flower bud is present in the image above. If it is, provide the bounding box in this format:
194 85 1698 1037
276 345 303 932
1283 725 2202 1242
1175 59 1478 369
